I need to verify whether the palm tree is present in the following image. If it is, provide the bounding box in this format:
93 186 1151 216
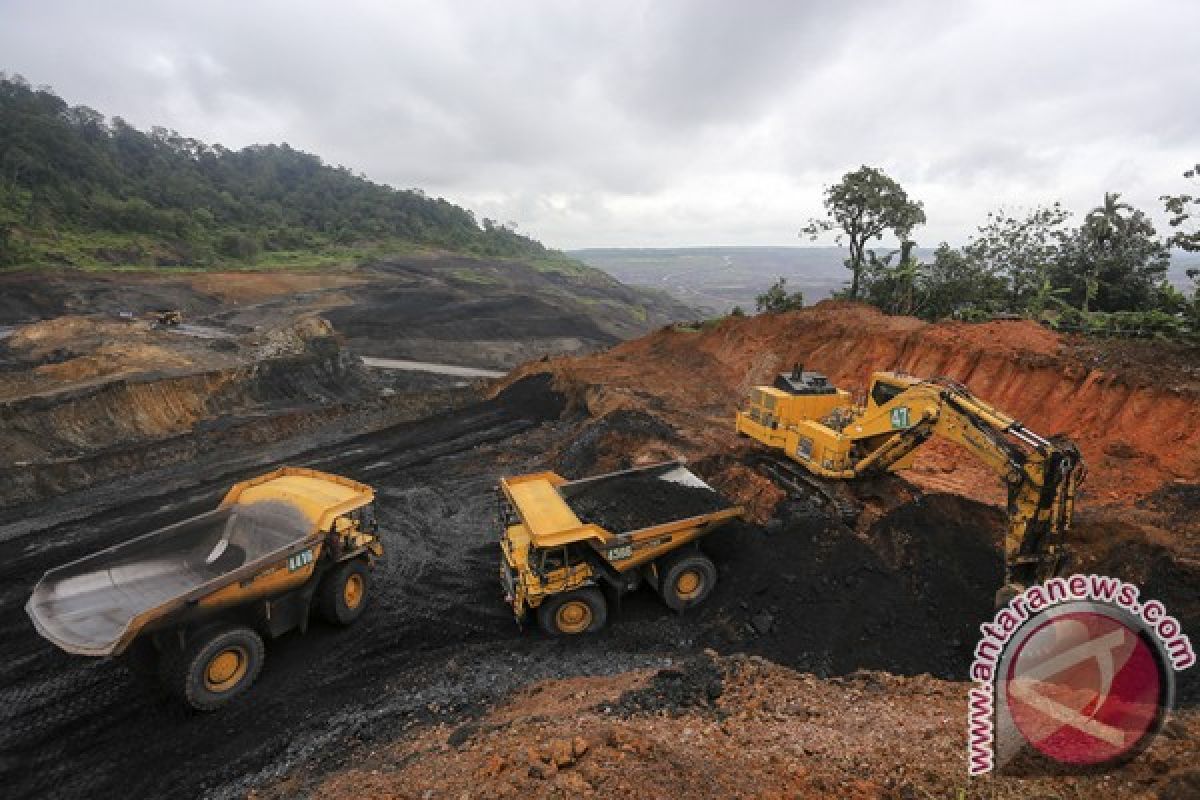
1079 192 1134 312
1085 192 1133 243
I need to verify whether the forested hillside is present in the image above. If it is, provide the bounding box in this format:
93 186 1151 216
0 74 551 267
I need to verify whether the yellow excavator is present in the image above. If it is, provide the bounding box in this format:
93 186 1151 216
736 365 1085 605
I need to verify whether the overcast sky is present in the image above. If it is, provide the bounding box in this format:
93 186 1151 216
2 0 1197 249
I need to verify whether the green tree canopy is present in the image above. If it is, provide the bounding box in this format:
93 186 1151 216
801 165 926 300
755 277 805 313
0 74 555 267
1161 163 1200 252
1052 195 1168 312
963 204 1071 313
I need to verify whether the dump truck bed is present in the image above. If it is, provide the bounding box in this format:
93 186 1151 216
560 463 731 533
26 501 314 657
502 461 739 546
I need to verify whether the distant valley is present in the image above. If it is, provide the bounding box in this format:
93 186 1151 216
572 246 924 313
574 246 1200 314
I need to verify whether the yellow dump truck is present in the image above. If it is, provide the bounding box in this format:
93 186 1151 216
26 467 380 710
498 461 742 635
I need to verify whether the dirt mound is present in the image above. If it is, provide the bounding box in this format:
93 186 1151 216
567 474 728 532
184 270 365 304
554 409 683 478
694 490 1003 679
6 314 137 351
31 343 196 383
297 655 1200 800
0 317 382 505
0 313 239 401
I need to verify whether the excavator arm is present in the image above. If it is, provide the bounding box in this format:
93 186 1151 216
849 378 1085 593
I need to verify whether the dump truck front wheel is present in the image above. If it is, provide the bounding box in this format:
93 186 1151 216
161 625 264 711
538 588 607 636
318 559 370 626
659 552 717 612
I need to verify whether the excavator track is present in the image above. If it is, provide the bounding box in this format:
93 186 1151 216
752 453 859 523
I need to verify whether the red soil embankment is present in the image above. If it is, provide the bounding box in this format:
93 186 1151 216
502 302 1200 506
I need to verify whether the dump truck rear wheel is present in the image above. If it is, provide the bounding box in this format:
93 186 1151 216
538 588 607 636
318 559 370 626
659 552 717 612
160 625 264 711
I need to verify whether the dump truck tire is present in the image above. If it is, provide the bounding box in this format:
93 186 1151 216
160 625 264 711
537 588 607 636
659 552 717 612
318 559 370 626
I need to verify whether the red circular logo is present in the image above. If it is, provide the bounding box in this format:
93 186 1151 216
1004 608 1164 766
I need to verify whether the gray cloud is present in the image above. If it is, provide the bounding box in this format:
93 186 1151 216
1 0 1197 248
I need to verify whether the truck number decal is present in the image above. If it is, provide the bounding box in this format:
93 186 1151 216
287 549 314 572
891 407 910 429
606 545 634 561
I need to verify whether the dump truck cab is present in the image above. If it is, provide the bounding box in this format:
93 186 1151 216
27 467 381 710
498 461 741 635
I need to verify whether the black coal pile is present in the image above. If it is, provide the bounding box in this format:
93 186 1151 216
567 474 727 532
555 409 681 478
493 372 567 422
698 492 1005 679
602 655 724 718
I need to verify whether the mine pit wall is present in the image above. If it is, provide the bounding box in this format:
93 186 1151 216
797 328 1199 498
0 336 382 507
507 305 1200 504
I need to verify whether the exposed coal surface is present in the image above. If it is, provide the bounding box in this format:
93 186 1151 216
566 474 728 532
0 375 571 800
604 655 724 718
696 491 1005 679
555 410 681 479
